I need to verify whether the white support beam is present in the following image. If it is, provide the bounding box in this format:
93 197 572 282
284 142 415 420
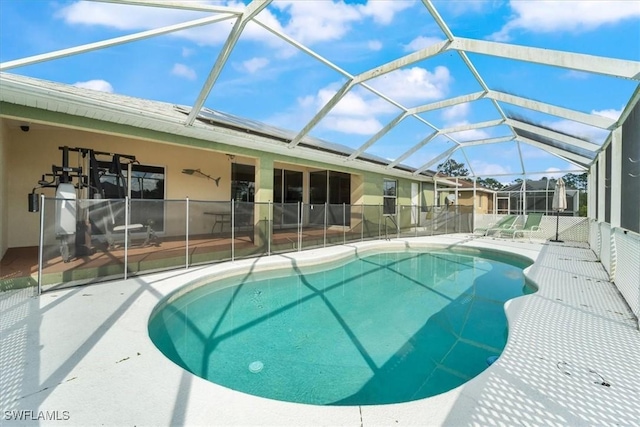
353 40 451 84
440 119 504 135
0 14 234 71
517 135 592 166
516 141 527 176
386 131 439 169
459 136 515 147
451 38 640 80
289 79 354 148
471 169 586 178
91 0 243 14
347 112 407 160
186 0 272 126
487 90 616 130
421 1 455 41
409 92 485 115
460 148 476 176
413 146 459 175
506 118 601 152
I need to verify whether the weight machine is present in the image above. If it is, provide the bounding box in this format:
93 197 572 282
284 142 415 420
29 146 156 262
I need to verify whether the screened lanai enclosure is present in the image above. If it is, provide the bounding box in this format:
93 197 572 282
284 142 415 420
0 0 639 303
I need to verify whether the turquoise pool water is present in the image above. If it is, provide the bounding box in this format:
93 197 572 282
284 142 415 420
149 249 534 405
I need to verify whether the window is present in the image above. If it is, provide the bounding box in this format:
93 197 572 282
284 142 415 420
383 179 397 215
231 163 255 202
93 162 165 232
309 170 351 225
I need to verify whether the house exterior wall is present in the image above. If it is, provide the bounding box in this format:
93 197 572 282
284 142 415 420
2 122 430 248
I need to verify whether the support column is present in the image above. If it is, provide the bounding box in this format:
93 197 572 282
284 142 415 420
610 127 622 228
588 163 597 220
254 156 274 248
597 151 607 223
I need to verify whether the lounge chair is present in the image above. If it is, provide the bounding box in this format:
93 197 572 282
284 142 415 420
473 215 518 236
500 213 544 241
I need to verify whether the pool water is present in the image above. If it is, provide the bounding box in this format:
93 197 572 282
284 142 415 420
149 250 534 405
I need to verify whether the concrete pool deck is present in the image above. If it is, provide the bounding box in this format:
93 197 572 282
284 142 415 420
1 235 639 426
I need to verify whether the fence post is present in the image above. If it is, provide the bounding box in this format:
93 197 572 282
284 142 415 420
231 199 235 261
298 201 301 252
185 197 189 269
37 194 45 296
268 201 272 256
343 203 346 244
324 202 327 248
378 204 382 240
397 205 400 239
361 203 364 242
124 196 129 280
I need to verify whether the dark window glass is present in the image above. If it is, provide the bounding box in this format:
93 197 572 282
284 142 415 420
309 171 327 204
231 163 255 202
383 179 396 215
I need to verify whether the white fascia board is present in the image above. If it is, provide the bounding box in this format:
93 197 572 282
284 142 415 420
487 90 616 130
0 14 234 71
451 38 640 80
517 135 592 166
0 81 432 183
459 136 515 147
409 92 485 115
506 118 601 152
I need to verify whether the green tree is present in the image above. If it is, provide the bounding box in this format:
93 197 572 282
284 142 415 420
562 173 587 190
436 159 469 177
477 177 505 191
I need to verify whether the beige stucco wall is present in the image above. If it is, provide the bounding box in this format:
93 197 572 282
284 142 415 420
0 119 9 258
3 121 430 249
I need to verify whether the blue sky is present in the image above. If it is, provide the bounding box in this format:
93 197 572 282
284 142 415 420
1 0 639 182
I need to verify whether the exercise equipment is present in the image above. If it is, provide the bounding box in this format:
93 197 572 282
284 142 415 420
29 146 155 262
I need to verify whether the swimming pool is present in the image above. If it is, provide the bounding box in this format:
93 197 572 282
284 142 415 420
149 248 535 405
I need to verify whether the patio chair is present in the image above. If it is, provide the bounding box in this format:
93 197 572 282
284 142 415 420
473 215 517 236
500 213 544 241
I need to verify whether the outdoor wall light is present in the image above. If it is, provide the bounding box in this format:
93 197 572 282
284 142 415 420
182 168 221 186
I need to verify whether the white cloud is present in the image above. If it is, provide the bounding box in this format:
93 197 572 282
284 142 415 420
448 126 491 143
441 103 470 122
592 108 622 120
490 0 640 41
367 40 383 51
171 63 197 80
322 116 384 135
470 160 513 177
73 79 113 93
239 57 269 74
562 70 590 80
403 36 444 52
367 66 452 105
181 47 195 58
357 0 414 25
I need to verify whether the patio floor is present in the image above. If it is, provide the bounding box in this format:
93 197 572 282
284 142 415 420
1 235 638 426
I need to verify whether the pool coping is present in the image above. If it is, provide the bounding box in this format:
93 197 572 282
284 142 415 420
1 235 639 426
